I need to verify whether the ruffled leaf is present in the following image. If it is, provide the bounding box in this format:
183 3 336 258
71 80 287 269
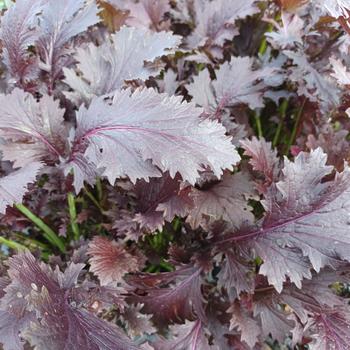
0 88 68 167
63 26 181 103
87 236 142 286
0 0 42 86
69 88 239 187
37 0 100 84
0 162 43 213
187 56 271 112
0 251 138 350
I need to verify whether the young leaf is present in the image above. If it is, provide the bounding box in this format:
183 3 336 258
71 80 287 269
240 137 279 193
0 0 42 86
37 0 100 87
187 57 271 113
121 304 156 338
186 171 256 229
87 236 142 286
265 12 304 49
216 249 255 299
285 50 340 110
132 173 189 232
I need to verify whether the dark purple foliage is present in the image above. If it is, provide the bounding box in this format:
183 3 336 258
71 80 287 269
1 1 350 349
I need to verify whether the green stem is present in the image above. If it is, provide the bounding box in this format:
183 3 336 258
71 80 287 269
15 204 66 253
96 178 103 202
286 98 307 154
273 98 289 148
84 187 104 213
159 261 174 272
258 23 274 56
68 192 80 241
14 233 49 250
0 236 26 251
255 112 263 138
173 217 181 232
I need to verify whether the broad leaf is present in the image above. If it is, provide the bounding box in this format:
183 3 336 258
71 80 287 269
186 171 256 229
64 26 181 103
132 267 206 324
0 88 68 167
69 88 239 187
318 0 350 18
221 148 350 292
308 310 350 350
0 251 138 350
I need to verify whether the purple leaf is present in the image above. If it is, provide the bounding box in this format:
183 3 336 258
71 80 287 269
255 148 350 290
116 0 171 31
319 0 350 18
0 251 138 350
87 236 143 286
187 57 271 112
121 304 156 338
0 162 43 213
69 88 239 187
285 50 340 110
253 295 294 342
186 171 256 229
132 266 206 324
188 0 259 53
227 301 260 347
307 310 350 350
306 125 350 171
265 12 305 49
219 148 350 292
0 88 68 167
216 249 255 299
249 237 312 293
0 0 42 87
133 173 188 232
37 0 100 86
330 56 350 85
63 26 181 103
261 148 350 272
154 320 217 350
240 136 279 192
